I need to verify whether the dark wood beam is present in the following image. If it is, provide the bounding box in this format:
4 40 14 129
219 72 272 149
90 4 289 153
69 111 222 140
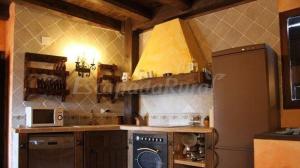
123 19 140 124
157 0 192 11
23 0 122 31
0 0 11 20
181 0 254 18
103 0 153 19
133 0 253 31
0 5 9 20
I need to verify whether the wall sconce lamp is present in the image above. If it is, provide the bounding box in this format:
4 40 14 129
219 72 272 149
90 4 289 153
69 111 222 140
75 54 96 78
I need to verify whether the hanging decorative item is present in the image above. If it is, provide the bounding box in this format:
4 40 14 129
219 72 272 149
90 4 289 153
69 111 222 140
75 53 96 77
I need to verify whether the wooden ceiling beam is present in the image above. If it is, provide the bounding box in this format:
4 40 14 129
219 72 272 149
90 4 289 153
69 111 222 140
103 0 153 20
181 0 254 18
157 0 192 11
0 5 9 20
23 0 122 31
0 0 11 20
133 0 253 31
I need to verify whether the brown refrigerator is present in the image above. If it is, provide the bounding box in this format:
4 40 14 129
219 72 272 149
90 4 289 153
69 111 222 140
212 44 280 168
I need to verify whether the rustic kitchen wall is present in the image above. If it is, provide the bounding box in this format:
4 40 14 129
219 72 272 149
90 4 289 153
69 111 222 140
12 1 126 127
139 0 280 126
12 2 126 167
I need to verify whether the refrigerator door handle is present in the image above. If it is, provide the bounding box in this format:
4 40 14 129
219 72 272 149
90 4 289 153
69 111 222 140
213 129 219 147
213 150 220 168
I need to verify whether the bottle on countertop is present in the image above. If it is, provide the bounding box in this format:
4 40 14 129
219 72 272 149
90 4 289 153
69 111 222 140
189 58 199 73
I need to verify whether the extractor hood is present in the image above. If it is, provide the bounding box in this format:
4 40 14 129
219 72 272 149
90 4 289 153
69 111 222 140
132 18 207 80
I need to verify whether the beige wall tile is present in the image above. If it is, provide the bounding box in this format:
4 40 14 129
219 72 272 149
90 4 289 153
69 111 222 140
12 2 126 130
26 20 43 36
234 14 253 34
245 22 266 43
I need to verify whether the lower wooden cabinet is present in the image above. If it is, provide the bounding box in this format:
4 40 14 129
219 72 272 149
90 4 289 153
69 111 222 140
19 131 128 168
84 131 128 168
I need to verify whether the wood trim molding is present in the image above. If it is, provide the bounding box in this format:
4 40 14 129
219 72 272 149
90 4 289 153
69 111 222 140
157 0 192 11
123 19 140 124
103 0 153 20
22 0 122 31
280 7 300 109
133 0 253 31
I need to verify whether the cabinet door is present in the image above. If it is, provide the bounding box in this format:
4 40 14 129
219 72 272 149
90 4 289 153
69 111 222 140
84 131 127 168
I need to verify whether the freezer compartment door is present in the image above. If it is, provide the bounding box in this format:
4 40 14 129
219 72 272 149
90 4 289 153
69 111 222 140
214 148 253 168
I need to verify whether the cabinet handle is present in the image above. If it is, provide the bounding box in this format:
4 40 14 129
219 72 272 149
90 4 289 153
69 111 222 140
19 143 26 149
213 150 219 168
213 130 219 147
76 140 82 146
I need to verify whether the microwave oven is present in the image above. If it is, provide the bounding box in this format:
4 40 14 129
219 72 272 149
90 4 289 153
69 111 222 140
25 107 64 127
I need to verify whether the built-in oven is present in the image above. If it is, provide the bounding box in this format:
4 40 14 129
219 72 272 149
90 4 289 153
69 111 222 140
133 133 168 168
28 133 75 168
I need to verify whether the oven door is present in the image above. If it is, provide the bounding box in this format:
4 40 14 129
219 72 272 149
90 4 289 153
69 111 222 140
136 147 164 168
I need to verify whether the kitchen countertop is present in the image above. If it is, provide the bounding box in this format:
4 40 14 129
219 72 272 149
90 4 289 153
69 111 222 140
14 125 213 134
255 129 300 141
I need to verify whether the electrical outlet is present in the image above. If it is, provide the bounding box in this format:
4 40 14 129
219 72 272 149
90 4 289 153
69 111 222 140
41 36 52 46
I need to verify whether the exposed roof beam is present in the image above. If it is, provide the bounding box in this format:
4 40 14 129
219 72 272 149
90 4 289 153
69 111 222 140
103 0 153 20
181 0 254 18
133 0 253 31
23 0 122 31
0 4 9 20
157 0 192 11
0 0 11 20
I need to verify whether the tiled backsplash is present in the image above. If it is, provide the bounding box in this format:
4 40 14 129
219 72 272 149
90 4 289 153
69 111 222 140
12 1 127 128
12 2 127 167
139 0 280 126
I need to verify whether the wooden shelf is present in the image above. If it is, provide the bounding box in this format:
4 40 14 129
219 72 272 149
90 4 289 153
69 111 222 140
100 75 120 81
25 88 70 94
120 125 213 133
27 67 69 76
116 72 208 94
174 158 206 167
97 64 119 103
24 52 69 102
25 52 67 63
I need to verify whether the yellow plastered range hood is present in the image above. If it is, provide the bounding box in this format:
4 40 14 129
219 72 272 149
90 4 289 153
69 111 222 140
132 18 207 80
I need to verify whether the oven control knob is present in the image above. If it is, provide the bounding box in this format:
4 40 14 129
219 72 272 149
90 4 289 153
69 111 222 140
58 115 63 120
159 139 163 142
144 137 148 141
136 136 140 141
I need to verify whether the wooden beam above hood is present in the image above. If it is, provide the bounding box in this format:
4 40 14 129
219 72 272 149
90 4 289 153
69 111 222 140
133 0 254 31
0 0 11 20
22 0 122 31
